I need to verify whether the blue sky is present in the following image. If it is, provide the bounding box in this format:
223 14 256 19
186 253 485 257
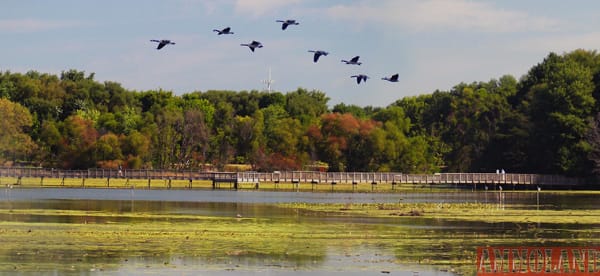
2 0 600 107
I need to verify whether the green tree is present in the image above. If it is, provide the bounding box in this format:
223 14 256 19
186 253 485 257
285 88 329 125
178 109 210 167
95 133 123 165
210 102 236 170
38 120 61 167
121 131 151 169
152 107 183 168
517 52 596 175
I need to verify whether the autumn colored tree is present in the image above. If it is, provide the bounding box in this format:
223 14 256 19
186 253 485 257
58 115 99 168
0 98 38 165
312 113 378 171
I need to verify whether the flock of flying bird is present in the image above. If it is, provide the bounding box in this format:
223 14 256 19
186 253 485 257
149 19 399 85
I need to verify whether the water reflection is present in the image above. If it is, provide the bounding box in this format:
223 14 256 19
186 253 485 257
4 188 600 211
4 188 600 207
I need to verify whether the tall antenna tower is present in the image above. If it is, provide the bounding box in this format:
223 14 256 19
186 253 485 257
262 67 275 93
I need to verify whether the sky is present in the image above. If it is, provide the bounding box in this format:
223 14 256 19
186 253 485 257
2 0 600 107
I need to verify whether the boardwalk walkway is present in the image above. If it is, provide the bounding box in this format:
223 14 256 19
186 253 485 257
237 171 582 187
0 167 584 189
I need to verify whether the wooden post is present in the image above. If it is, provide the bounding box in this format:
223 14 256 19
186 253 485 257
148 178 151 189
82 178 85 187
40 176 44 186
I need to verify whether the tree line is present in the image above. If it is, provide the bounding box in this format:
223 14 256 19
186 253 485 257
3 49 600 177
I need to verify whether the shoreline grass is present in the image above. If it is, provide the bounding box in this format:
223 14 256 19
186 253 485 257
4 176 596 193
0 176 459 192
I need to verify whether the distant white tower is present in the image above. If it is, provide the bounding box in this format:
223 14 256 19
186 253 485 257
262 67 275 93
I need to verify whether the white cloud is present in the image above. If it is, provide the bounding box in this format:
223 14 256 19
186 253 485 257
234 0 303 17
0 19 80 33
510 32 600 54
325 0 561 33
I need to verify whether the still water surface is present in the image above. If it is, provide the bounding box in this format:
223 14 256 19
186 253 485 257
6 187 600 206
1 188 599 275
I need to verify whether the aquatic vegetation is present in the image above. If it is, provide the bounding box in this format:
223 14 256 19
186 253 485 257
279 202 600 224
0 191 599 275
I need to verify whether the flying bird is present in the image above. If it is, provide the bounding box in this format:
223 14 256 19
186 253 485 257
382 73 399 82
150 39 175 50
240 40 263 52
351 74 369 84
276 19 299 30
341 56 362 65
213 27 234 35
308 50 329 63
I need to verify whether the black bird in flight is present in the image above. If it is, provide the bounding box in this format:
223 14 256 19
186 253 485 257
341 56 362 65
276 19 299 30
308 50 329 63
351 74 369 84
240 40 263 52
213 27 234 35
382 73 399 82
150 39 175 50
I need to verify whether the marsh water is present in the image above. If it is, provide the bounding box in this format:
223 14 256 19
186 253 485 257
1 188 599 275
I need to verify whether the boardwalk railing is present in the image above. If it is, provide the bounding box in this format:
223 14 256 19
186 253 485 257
0 167 584 187
0 167 234 181
236 171 583 186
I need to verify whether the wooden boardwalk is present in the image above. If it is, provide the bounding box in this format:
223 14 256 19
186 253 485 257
0 167 584 189
236 171 583 187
